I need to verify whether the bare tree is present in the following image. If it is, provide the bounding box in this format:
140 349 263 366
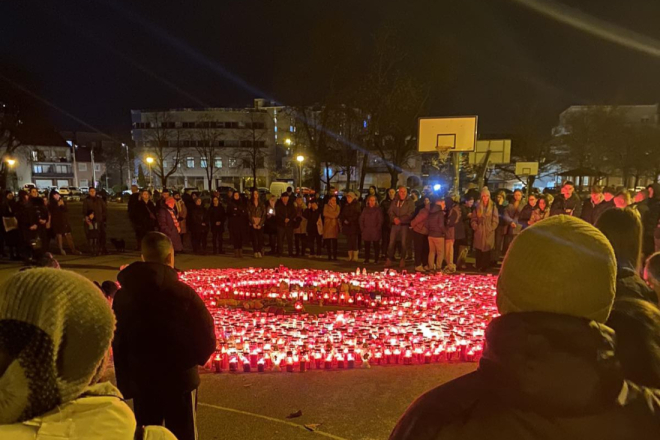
233 110 270 188
189 115 224 191
141 112 183 188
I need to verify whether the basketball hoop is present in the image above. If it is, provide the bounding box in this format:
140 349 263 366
436 145 452 162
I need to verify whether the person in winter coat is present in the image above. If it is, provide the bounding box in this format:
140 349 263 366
386 186 415 268
581 185 613 225
391 216 660 440
550 180 583 217
596 208 657 304
518 192 537 229
188 197 208 254
323 195 341 260
82 188 108 254
340 192 362 261
426 198 446 271
410 196 430 272
529 195 551 225
227 191 248 257
135 190 158 249
640 183 660 260
359 195 384 264
0 268 177 440
455 196 474 270
381 188 396 255
502 189 524 255
2 191 21 260
493 191 508 263
173 191 188 248
48 190 80 255
275 193 296 257
292 196 308 257
606 298 660 389
113 232 215 440
247 189 266 258
303 200 323 257
27 187 49 257
444 196 461 273
207 196 226 254
127 184 141 249
264 195 278 255
471 187 499 272
157 197 183 253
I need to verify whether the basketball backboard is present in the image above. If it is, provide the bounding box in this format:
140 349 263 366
515 161 539 176
468 140 511 165
418 116 478 153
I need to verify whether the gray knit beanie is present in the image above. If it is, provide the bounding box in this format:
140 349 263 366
0 269 115 424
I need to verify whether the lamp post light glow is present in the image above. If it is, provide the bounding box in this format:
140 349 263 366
6 158 16 191
145 156 154 187
285 138 292 147
296 155 305 189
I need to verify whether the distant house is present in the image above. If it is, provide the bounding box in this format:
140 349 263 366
60 131 108 189
14 129 74 190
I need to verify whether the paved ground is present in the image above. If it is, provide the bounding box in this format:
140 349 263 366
0 200 481 439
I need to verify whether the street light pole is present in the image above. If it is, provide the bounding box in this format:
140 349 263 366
6 159 16 192
123 143 131 188
146 156 154 188
296 155 305 190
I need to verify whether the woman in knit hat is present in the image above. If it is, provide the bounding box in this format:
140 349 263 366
0 269 176 439
470 187 499 272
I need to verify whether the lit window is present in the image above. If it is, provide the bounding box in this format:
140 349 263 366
78 163 87 172
80 179 89 187
162 160 168 169
33 165 44 173
31 151 38 161
214 157 223 168
186 157 195 168
274 126 278 133
290 125 294 132
228 158 238 168
201 158 208 168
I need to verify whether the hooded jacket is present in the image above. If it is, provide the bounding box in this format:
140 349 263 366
113 262 216 398
390 312 660 440
359 205 384 242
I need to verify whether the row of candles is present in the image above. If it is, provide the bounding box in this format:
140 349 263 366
180 267 499 373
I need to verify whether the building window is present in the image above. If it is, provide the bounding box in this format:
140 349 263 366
182 122 195 128
200 158 208 168
186 157 195 168
94 164 101 172
31 151 38 161
290 125 294 132
55 165 70 174
33 165 44 173
218 140 225 147
78 163 87 172
226 140 240 147
228 158 239 168
214 157 223 168
240 140 253 148
80 179 89 187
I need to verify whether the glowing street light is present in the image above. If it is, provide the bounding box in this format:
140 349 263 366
296 155 305 189
6 158 16 191
145 156 154 187
285 138 292 146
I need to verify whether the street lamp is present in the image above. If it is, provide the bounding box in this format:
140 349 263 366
296 155 305 190
145 156 154 187
285 138 292 147
6 158 15 191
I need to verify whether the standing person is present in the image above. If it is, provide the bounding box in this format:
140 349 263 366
173 191 188 250
471 187 499 272
340 192 361 262
48 190 80 255
410 196 430 272
359 195 383 264
391 216 660 440
16 190 36 262
322 195 341 261
159 188 171 208
128 184 140 249
264 195 278 255
28 188 49 257
135 189 158 248
641 183 660 259
188 198 208 254
603 186 616 205
493 191 508 263
444 195 461 273
247 189 266 258
502 189 523 255
0 269 177 440
518 192 537 229
113 232 216 440
303 200 323 258
426 197 446 272
550 181 582 217
368 185 381 203
82 188 108 254
275 193 296 257
207 196 226 254
386 186 415 269
596 208 657 304
2 191 20 260
381 188 396 258
528 195 551 225
455 196 474 270
614 190 632 208
156 197 183 253
292 195 307 257
227 191 248 258
581 185 612 225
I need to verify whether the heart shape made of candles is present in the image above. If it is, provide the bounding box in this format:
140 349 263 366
180 266 498 373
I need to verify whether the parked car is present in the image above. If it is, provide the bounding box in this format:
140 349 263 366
79 187 90 194
59 187 71 196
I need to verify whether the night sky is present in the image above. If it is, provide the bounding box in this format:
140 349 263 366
2 0 660 139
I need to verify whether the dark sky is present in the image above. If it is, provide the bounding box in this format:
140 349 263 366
2 0 660 139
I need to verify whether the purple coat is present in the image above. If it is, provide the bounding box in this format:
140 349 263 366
157 207 183 252
359 206 384 242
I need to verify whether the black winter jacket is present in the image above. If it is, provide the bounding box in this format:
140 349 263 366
207 204 226 232
112 262 216 398
550 193 583 217
391 312 660 440
275 199 296 228
340 200 361 236
581 199 614 225
303 207 322 235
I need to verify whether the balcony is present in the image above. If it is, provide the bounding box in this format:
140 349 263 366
32 163 74 178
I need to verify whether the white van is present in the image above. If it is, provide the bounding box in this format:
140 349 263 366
269 182 291 198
